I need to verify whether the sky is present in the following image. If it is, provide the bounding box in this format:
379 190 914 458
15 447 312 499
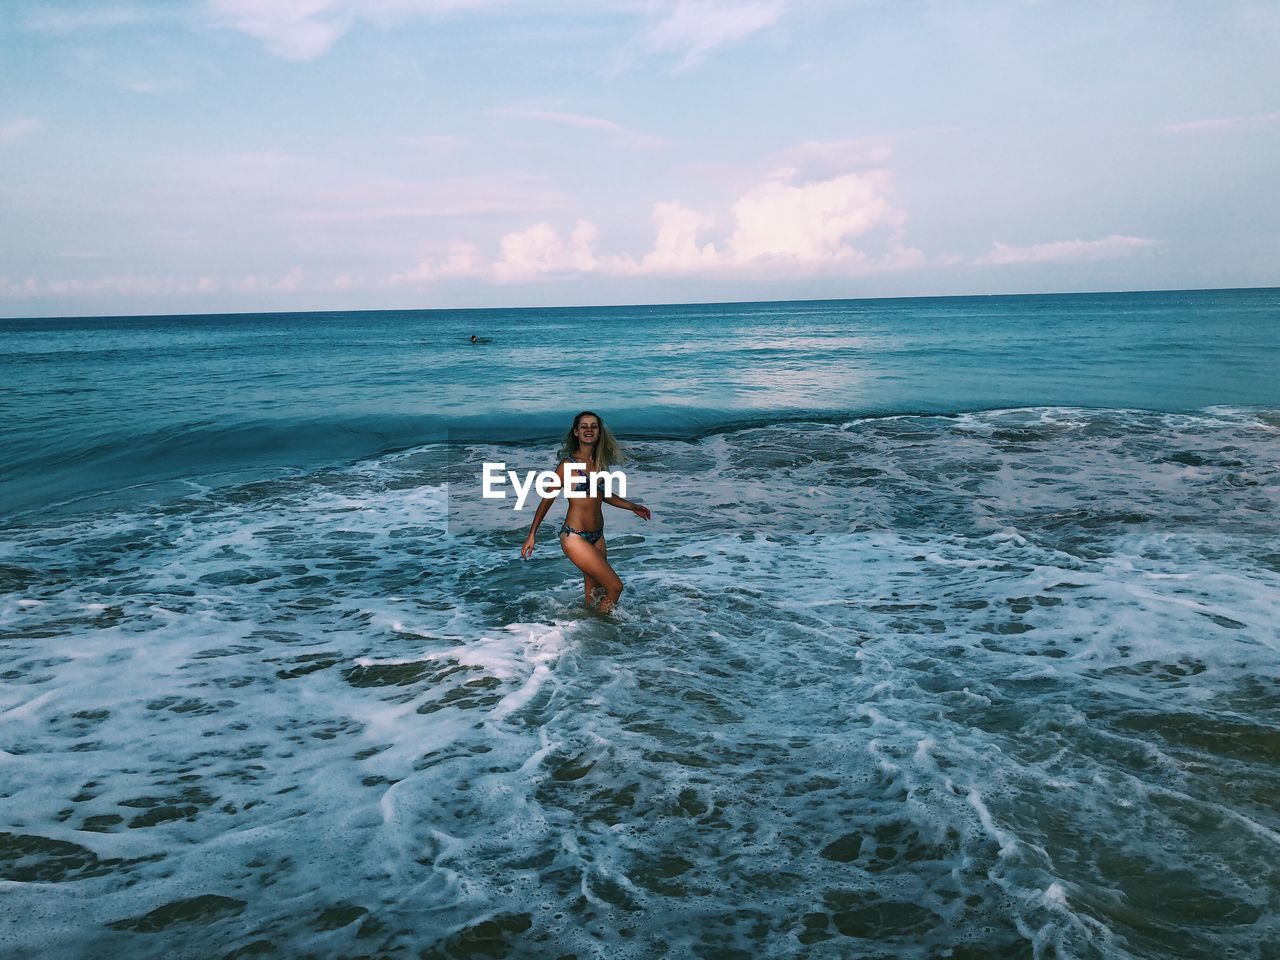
1 0 1278 317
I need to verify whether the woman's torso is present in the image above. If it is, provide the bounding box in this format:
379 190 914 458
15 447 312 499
562 457 604 531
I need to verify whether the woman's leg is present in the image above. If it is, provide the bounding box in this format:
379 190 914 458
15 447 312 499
561 534 623 611
592 538 623 612
583 566 601 606
585 538 609 606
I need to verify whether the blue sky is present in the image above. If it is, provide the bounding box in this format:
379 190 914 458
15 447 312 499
2 0 1278 317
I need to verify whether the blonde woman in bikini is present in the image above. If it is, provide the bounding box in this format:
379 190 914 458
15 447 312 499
521 411 650 612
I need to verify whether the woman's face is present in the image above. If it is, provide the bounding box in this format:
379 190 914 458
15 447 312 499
575 416 600 447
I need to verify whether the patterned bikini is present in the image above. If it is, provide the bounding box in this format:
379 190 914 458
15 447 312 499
559 523 603 545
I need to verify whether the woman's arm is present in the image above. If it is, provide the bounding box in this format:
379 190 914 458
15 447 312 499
521 461 567 557
605 495 651 521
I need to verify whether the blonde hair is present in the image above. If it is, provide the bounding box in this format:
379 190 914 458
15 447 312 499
557 410 624 470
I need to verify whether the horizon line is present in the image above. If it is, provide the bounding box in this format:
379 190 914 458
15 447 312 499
2 283 1277 323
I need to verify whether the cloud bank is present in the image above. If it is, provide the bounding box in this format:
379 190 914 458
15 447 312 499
393 161 922 286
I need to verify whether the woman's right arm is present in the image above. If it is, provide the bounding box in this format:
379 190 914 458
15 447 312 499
521 460 566 558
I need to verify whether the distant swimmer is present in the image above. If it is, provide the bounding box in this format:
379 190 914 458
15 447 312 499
470 334 493 344
521 411 650 613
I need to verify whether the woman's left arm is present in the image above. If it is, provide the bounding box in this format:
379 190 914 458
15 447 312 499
605 495 651 521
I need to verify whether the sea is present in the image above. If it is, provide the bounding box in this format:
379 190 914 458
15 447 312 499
1 288 1278 959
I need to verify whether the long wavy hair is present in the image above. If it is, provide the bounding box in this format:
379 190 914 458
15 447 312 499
557 410 624 470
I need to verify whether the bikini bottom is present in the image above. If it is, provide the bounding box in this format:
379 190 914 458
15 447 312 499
559 523 603 545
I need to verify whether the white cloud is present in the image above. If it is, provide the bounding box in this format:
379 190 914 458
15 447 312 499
1165 111 1280 134
625 139 919 277
492 220 600 283
616 170 919 277
391 242 484 284
726 171 904 266
976 235 1161 265
633 0 789 72
0 117 41 146
624 201 719 274
447 156 921 284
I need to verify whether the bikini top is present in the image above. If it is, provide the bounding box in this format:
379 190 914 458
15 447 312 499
564 460 595 494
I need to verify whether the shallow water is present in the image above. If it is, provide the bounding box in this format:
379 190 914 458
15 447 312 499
2 404 1278 958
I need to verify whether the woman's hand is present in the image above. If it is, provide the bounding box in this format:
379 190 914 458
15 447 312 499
521 533 537 559
633 504 652 521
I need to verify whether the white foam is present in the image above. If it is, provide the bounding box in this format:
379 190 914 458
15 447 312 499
2 409 1277 958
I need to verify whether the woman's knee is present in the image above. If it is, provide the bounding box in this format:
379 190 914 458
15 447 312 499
597 567 622 595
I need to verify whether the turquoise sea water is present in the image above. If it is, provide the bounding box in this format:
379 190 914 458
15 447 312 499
1 289 1278 958
3 288 1278 518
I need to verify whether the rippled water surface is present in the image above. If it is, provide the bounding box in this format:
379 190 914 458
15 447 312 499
2 292 1279 958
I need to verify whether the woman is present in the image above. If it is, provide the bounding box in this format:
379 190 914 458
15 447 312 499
521 411 651 612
